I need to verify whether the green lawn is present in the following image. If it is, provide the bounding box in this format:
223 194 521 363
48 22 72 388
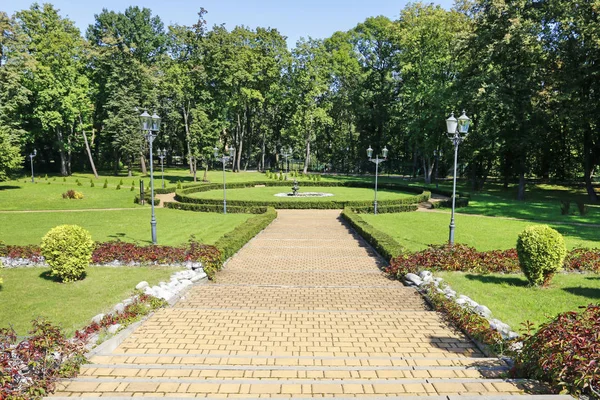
0 208 252 246
0 266 177 336
435 271 600 332
188 186 413 202
362 211 600 251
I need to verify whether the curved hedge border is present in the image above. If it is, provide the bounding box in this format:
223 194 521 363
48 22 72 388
175 180 430 209
164 202 268 214
340 207 406 261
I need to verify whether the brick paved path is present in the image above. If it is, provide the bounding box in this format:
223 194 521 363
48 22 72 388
50 210 566 399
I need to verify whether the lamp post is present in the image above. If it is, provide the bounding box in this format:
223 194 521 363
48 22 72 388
157 148 167 189
367 145 388 215
445 110 471 245
140 110 161 245
214 145 235 214
29 150 37 183
280 147 292 180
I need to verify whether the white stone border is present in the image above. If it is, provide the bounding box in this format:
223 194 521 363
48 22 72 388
403 271 520 343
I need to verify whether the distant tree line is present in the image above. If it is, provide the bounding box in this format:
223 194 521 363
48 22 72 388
0 0 598 201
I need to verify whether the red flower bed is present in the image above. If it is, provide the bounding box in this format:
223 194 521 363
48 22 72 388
387 244 600 279
513 304 600 397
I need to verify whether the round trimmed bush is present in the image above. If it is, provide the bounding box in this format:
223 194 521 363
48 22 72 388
41 225 94 283
516 225 566 286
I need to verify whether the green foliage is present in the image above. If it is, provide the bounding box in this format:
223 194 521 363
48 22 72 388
213 207 277 276
119 179 124 185
177 180 182 189
90 179 94 187
76 179 82 186
63 177 66 182
103 179 108 188
61 190 84 200
514 304 600 397
165 202 266 214
517 225 567 286
116 184 121 190
40 225 94 283
341 208 405 261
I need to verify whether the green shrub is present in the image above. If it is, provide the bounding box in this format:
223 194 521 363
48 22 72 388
119 179 124 185
63 177 66 182
177 180 182 189
516 225 567 286
103 179 108 188
165 202 266 214
130 185 135 191
213 207 277 275
62 190 84 200
341 208 405 261
116 184 121 190
76 179 82 186
41 225 94 283
44 174 48 180
90 179 95 187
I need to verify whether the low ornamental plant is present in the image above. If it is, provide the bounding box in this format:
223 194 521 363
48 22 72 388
0 294 167 399
0 318 87 399
386 244 520 279
61 189 84 199
517 225 567 286
425 285 505 352
513 304 600 397
41 225 94 283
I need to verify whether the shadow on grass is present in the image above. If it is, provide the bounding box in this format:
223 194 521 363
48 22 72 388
563 287 600 300
463 273 529 287
0 185 21 191
39 270 87 283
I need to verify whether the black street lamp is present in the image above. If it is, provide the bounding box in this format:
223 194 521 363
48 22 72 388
157 148 167 189
214 145 235 214
367 145 389 215
140 110 161 245
445 110 471 245
280 147 292 180
29 149 37 183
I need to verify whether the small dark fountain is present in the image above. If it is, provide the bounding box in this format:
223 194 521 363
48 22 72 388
289 179 300 196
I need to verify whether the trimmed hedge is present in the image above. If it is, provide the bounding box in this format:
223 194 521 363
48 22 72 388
175 181 430 210
214 207 277 264
341 207 405 261
164 202 268 214
430 196 470 209
351 204 418 214
517 225 567 287
133 194 161 206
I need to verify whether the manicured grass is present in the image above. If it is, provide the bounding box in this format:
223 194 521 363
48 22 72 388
0 180 140 210
0 208 252 246
188 186 414 202
361 211 600 251
435 271 600 332
0 266 177 336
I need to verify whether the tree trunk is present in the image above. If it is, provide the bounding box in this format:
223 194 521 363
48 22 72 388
203 162 209 182
183 103 193 175
423 158 432 184
192 157 197 182
140 154 147 175
517 170 526 201
114 152 120 176
303 134 311 174
236 111 244 173
127 158 132 177
584 130 598 203
56 128 69 176
81 116 99 179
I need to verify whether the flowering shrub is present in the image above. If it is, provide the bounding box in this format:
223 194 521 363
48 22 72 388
0 294 167 399
0 242 43 262
0 318 86 399
61 189 84 199
565 248 600 273
92 239 220 271
513 304 600 397
386 244 520 279
387 244 600 280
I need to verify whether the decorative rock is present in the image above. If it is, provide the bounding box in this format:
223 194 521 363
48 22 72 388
113 303 125 313
107 324 121 334
91 314 105 324
196 271 207 280
419 271 433 282
180 279 193 288
404 273 423 286
135 281 149 290
190 274 205 283
122 298 134 306
474 305 492 318
144 286 155 296
508 331 519 340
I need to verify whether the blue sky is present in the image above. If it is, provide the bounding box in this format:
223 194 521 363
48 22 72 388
4 0 454 47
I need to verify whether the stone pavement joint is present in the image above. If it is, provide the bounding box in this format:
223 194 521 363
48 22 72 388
48 209 560 398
